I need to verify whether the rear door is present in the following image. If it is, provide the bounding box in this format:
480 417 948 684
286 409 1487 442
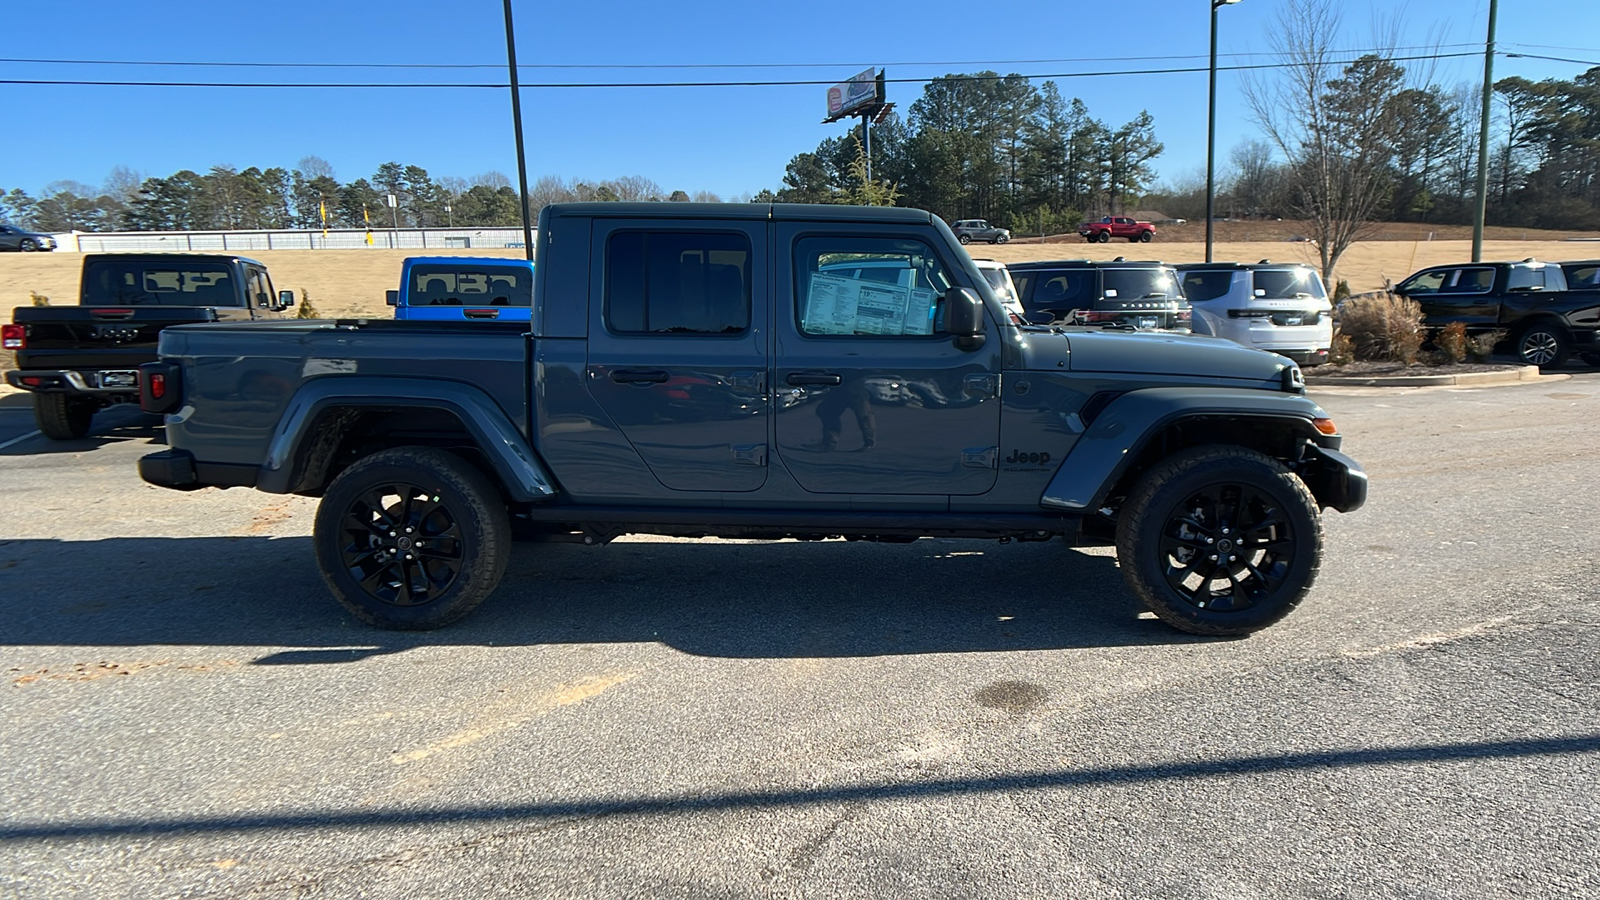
774 226 1001 495
584 220 770 492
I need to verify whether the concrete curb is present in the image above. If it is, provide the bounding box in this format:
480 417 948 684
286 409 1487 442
1305 365 1563 388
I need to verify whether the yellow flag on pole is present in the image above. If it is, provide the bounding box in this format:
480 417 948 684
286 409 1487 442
364 206 373 246
319 200 327 237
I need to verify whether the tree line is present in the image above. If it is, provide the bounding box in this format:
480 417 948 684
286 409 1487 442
0 159 735 234
763 73 1163 236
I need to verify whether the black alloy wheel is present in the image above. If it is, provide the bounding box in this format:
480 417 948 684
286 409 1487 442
1116 445 1321 636
314 446 510 629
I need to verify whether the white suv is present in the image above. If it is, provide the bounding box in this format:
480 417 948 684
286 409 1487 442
1177 261 1334 366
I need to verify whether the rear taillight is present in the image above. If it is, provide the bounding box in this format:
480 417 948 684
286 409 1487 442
1075 310 1120 323
1 324 23 350
149 373 166 399
139 362 182 414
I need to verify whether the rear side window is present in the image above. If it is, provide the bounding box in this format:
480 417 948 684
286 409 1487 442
1252 268 1328 300
80 260 238 307
1507 265 1561 292
1181 269 1234 302
605 231 751 334
1565 264 1600 288
411 265 532 307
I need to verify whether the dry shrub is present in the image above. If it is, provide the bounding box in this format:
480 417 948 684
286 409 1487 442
296 288 319 319
1338 294 1426 363
1436 321 1469 363
30 291 50 306
1467 329 1504 362
1328 331 1355 365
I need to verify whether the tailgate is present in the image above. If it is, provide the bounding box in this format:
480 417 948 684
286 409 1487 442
13 306 218 367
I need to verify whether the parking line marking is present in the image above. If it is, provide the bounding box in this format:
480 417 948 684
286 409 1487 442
0 430 42 451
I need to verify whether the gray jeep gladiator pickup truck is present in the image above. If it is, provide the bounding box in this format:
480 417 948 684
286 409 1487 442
137 202 1365 636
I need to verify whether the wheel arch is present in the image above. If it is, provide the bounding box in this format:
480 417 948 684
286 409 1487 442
1040 388 1334 515
256 376 557 502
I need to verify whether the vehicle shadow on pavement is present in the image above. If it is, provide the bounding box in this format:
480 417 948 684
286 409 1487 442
0 535 1198 656
0 408 164 456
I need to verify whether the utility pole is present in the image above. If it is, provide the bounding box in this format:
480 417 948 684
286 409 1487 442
503 0 535 261
1206 0 1243 264
1471 0 1499 263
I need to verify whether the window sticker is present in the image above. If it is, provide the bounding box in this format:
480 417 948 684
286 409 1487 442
803 273 937 336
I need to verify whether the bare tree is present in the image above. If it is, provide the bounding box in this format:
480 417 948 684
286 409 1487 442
1243 0 1411 282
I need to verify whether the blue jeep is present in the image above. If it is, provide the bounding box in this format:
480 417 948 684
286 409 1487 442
387 256 533 322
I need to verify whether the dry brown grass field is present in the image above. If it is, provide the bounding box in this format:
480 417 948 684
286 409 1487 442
3 233 1598 321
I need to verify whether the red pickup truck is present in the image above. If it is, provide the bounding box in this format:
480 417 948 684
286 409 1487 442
1079 216 1156 243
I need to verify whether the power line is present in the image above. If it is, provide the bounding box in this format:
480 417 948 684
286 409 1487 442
0 51 1487 90
0 44 1484 72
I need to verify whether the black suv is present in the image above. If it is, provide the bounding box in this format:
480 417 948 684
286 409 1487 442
1009 258 1192 332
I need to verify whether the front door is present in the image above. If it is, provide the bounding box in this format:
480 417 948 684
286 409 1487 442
584 220 770 493
774 227 1002 495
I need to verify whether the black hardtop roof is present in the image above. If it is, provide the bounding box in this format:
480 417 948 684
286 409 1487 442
1174 260 1318 271
1007 258 1173 270
542 201 936 225
83 252 266 267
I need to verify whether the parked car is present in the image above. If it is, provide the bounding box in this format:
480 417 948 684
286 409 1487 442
1177 261 1335 366
1078 216 1156 244
3 254 294 439
1008 258 1192 332
971 258 1025 322
386 256 534 322
0 224 56 252
136 202 1363 637
950 219 1010 245
1393 257 1600 368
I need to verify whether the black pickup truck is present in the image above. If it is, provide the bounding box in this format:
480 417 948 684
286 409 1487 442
4 253 295 439
137 202 1366 637
1393 257 1600 367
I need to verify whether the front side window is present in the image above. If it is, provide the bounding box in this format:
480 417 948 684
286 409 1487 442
246 268 274 308
605 231 751 334
412 265 531 307
1400 270 1448 294
1182 269 1235 302
796 236 954 336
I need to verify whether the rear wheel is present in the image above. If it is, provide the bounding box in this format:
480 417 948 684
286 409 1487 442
1515 323 1569 368
1115 445 1321 636
314 446 511 629
1096 231 1111 243
34 394 94 440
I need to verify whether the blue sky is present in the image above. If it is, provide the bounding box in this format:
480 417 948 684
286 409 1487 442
3 0 1597 200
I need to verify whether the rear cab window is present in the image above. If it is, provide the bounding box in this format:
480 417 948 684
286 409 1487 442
81 260 240 307
410 265 533 307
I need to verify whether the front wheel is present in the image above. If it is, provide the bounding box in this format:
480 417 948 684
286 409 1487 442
34 394 94 440
996 233 1009 244
1516 323 1569 368
1115 445 1322 636
1139 231 1153 243
19 239 37 252
314 446 511 629
957 234 971 245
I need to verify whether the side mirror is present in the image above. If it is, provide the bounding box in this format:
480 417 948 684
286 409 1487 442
386 290 399 306
945 287 986 350
279 290 296 308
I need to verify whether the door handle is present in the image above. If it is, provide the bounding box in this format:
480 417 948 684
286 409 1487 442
785 373 841 387
610 369 670 385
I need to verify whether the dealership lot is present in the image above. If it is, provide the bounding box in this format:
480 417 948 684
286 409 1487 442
1 378 1597 898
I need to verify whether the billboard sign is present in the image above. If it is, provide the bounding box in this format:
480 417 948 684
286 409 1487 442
827 68 880 119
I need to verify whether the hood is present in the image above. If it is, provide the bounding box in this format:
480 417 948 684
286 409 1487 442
1016 328 1296 382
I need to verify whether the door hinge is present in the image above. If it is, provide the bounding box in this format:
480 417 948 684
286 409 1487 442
733 443 768 466
962 446 998 469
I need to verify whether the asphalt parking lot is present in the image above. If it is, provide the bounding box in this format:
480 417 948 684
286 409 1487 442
1 376 1597 898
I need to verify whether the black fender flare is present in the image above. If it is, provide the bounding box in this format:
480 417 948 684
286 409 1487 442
1039 387 1334 512
255 376 557 502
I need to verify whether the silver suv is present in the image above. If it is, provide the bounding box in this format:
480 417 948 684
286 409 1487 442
950 219 1010 245
1177 261 1334 366
0 224 56 252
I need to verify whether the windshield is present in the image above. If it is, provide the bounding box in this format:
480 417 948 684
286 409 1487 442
1101 268 1181 302
1253 268 1327 301
81 260 239 307
410 265 532 307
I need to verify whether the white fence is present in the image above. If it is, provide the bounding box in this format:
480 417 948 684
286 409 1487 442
51 227 531 253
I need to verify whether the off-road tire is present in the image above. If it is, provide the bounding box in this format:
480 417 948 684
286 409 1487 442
1096 231 1112 243
314 446 511 629
1115 445 1322 636
34 393 94 440
1138 231 1153 243
1515 322 1569 368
